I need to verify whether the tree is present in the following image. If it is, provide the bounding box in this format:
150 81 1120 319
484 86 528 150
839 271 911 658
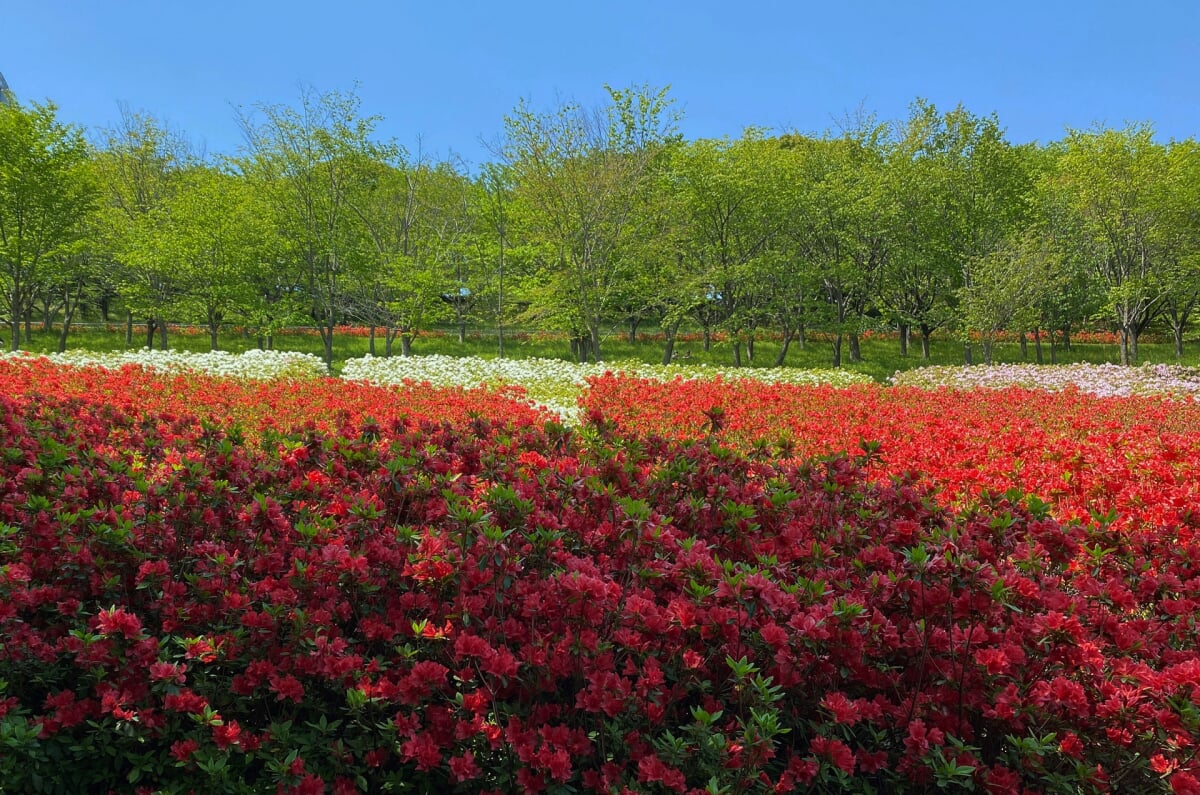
671 133 788 366
786 128 892 367
502 84 678 362
0 97 96 350
124 165 275 350
93 106 194 349
1156 138 1200 358
887 101 1032 362
1045 125 1168 364
960 231 1061 364
238 86 400 368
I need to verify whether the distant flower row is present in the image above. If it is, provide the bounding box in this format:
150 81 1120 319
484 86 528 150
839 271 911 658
341 353 874 419
2 348 328 380
891 362 1200 398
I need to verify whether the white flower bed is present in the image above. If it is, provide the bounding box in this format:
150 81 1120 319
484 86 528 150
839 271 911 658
890 362 1200 398
1 349 328 380
342 353 873 420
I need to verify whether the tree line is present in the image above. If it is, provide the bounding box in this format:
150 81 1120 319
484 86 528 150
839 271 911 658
1 83 1197 367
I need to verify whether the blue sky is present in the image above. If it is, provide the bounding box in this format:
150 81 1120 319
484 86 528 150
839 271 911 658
5 1 1197 167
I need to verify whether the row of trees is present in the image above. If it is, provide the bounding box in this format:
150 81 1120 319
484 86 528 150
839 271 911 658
2 84 1198 366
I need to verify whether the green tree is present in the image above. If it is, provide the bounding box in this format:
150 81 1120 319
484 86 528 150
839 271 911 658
671 133 788 366
124 165 276 350
1156 138 1200 358
960 231 1062 363
1045 125 1168 364
238 86 400 368
93 106 194 349
502 84 678 362
787 127 892 367
0 98 96 350
887 100 1032 362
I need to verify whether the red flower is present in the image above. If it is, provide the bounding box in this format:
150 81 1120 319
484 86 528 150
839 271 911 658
821 692 860 725
170 739 199 761
212 720 242 750
1174 772 1200 795
1058 732 1084 759
810 736 855 774
448 751 481 782
96 607 142 640
269 672 305 703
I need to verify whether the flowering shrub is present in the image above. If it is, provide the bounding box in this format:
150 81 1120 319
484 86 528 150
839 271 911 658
0 357 549 439
4 378 1200 793
892 362 1200 398
582 374 1200 533
2 348 330 380
343 353 871 421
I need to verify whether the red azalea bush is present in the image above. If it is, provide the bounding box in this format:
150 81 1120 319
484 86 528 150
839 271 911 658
582 374 1200 534
0 357 548 438
4 385 1200 793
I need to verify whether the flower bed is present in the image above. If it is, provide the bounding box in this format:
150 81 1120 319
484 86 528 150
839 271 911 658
3 388 1200 793
0 357 550 441
581 374 1200 532
3 348 330 380
342 353 872 420
892 362 1200 398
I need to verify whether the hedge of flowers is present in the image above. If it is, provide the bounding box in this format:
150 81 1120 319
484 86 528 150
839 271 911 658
342 354 872 421
581 374 1200 533
2 349 330 381
0 357 549 439
892 362 1200 399
5 362 1200 793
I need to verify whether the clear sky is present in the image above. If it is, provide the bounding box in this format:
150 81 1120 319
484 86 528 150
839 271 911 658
4 1 1197 167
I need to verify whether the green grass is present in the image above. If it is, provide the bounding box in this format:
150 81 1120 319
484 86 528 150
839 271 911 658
10 322 1200 382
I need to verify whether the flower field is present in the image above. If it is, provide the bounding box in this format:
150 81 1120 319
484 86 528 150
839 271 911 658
3 356 1200 793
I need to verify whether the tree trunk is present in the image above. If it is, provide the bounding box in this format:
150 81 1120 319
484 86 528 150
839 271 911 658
848 332 861 363
1062 323 1072 351
158 318 168 350
798 326 805 350
320 323 335 370
385 328 396 357
832 333 843 368
368 325 376 356
661 319 682 366
702 327 712 352
1019 332 1027 360
1130 328 1140 364
1050 330 1058 365
1034 328 1043 364
146 319 157 350
458 319 467 344
732 339 742 367
401 333 413 357
126 311 134 347
773 329 795 367
983 337 993 366
208 310 220 351
899 323 909 357
627 317 639 344
1176 323 1186 359
7 319 18 352
963 341 973 366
